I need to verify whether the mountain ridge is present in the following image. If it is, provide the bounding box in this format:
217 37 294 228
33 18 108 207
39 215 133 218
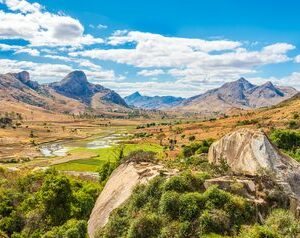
173 78 298 114
0 71 129 116
124 91 184 109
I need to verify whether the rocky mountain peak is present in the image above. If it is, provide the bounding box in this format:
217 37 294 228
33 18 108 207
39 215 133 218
131 91 142 97
62 70 88 85
13 71 30 83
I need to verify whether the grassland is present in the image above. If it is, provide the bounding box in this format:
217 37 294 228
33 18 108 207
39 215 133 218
53 143 163 172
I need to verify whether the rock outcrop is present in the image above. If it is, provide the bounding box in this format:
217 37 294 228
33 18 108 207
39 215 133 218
208 128 300 204
49 71 128 107
88 162 175 238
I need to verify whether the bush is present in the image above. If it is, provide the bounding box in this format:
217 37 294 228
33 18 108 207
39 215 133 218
159 191 180 219
181 139 214 157
179 192 203 221
98 161 116 183
270 130 300 151
199 209 231 235
163 175 191 193
127 213 161 238
238 225 279 238
288 120 300 129
122 150 156 163
42 219 87 238
38 174 73 226
265 209 300 237
202 186 231 210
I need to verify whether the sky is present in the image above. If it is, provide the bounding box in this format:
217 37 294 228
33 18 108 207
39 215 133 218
0 0 300 97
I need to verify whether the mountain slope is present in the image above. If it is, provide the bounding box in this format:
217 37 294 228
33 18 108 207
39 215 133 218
49 71 128 110
174 78 298 114
124 91 184 109
0 71 129 117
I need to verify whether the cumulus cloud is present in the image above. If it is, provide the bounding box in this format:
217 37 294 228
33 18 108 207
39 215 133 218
14 47 40 56
295 55 300 63
249 72 300 89
0 43 40 56
70 31 295 84
137 69 165 77
0 0 103 47
0 58 121 83
1 0 41 13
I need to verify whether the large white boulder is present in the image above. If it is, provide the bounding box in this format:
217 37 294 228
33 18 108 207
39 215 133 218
208 128 300 199
208 128 299 175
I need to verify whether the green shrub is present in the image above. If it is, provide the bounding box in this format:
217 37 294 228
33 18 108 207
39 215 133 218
179 192 203 221
163 175 191 193
202 186 231 210
288 120 300 129
127 213 161 238
265 209 300 237
270 129 300 151
130 184 148 211
238 225 279 238
199 209 231 235
38 174 73 226
98 161 116 183
96 206 129 238
122 150 156 163
181 139 214 157
41 219 87 238
159 191 180 219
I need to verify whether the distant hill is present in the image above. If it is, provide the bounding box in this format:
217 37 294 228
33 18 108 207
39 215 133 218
124 91 184 109
0 71 129 117
173 78 298 114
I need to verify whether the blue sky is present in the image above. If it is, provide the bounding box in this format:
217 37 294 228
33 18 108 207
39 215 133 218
0 0 300 97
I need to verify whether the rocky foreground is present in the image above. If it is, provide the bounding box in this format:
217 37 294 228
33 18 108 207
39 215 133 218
88 128 300 237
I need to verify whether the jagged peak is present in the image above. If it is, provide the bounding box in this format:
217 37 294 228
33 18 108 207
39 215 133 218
62 70 88 84
261 81 275 88
13 71 30 82
131 91 142 97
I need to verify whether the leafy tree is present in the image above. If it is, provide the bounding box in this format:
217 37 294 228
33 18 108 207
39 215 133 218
38 175 73 226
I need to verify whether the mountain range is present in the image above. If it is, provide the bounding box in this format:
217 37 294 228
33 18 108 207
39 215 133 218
124 92 184 109
0 71 129 117
0 72 298 117
124 78 298 114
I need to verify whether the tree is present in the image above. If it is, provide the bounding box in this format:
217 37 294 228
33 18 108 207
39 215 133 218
38 175 73 226
156 133 166 146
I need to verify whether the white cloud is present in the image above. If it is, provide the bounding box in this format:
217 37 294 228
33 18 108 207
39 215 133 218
0 0 103 47
0 58 121 83
14 47 40 56
137 69 164 77
70 31 295 84
0 43 40 56
295 55 300 63
249 72 300 89
0 43 22 51
263 43 295 54
2 0 41 13
97 24 107 29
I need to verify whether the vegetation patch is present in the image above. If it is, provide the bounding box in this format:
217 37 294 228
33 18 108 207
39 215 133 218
53 143 163 172
0 168 101 238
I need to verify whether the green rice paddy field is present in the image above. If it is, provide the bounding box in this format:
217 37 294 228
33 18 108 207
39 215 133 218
53 143 163 172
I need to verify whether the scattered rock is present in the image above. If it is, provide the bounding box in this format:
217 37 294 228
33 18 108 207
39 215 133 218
204 176 256 198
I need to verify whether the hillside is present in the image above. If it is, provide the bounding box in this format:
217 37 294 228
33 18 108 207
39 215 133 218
49 71 129 112
0 71 129 118
124 91 184 109
172 78 298 115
